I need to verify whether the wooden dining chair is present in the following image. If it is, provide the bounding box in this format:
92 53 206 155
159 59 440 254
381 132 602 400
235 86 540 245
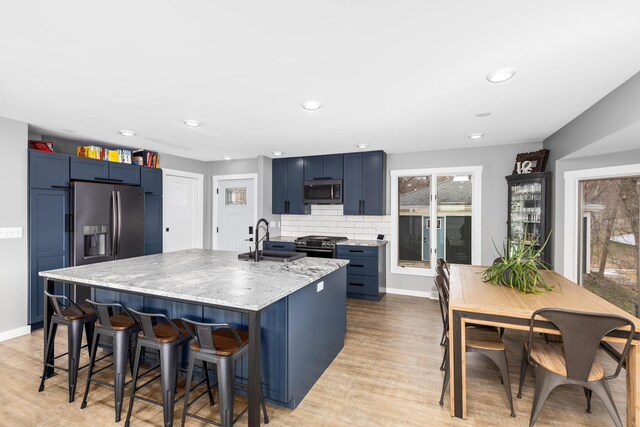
518 308 634 427
435 275 516 417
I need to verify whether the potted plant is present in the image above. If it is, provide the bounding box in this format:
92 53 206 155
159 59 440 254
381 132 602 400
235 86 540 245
482 231 554 294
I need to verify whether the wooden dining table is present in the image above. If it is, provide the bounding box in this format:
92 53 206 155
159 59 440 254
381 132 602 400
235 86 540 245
449 265 640 426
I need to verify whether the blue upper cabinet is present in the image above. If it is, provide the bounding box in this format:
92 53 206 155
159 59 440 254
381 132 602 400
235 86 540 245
303 154 344 180
109 162 141 185
140 167 163 195
70 157 140 185
272 157 308 214
343 151 386 215
29 150 70 189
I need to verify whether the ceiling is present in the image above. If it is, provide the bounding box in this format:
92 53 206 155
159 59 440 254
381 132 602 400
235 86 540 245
1 1 640 162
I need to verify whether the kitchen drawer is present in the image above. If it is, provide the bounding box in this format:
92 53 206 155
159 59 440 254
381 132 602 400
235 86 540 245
264 241 295 252
337 245 378 258
346 274 378 295
346 256 378 277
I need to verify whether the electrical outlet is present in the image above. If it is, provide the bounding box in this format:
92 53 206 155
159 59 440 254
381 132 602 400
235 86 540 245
0 227 23 239
317 281 324 292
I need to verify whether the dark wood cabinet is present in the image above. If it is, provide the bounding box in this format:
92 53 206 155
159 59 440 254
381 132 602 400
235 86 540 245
506 172 552 265
343 151 386 215
272 157 309 214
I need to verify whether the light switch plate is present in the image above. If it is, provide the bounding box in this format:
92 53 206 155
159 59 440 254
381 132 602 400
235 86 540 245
317 281 324 292
0 227 23 239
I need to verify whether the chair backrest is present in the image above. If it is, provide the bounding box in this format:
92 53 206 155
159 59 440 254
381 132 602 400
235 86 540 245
128 308 180 341
181 318 243 355
44 290 85 318
528 308 635 381
436 258 450 277
86 300 134 329
434 275 449 331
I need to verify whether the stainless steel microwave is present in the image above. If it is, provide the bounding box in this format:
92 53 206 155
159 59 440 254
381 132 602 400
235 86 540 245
303 180 343 204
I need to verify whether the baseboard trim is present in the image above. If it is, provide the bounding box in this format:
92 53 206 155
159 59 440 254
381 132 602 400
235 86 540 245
0 325 31 343
386 287 437 299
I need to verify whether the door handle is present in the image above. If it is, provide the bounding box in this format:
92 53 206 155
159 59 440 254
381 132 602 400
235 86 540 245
245 238 254 242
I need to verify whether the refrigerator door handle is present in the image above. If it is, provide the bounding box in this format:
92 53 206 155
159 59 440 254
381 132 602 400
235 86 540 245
111 190 118 256
116 191 122 256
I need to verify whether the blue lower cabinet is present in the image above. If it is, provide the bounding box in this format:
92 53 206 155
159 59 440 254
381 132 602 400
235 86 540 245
337 244 386 300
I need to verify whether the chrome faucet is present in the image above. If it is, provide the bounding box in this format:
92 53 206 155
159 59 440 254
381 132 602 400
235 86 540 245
254 218 270 262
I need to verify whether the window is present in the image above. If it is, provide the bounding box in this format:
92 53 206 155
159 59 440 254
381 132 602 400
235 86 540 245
225 187 247 206
391 167 482 276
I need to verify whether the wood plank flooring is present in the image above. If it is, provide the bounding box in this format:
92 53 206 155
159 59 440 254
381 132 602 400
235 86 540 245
0 295 628 426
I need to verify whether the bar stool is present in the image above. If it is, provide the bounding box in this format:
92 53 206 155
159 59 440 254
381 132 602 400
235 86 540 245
124 309 206 427
38 290 97 403
180 318 269 427
80 300 140 422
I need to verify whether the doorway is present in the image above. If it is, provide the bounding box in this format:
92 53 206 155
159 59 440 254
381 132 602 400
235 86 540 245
578 177 640 316
163 169 204 252
212 174 258 252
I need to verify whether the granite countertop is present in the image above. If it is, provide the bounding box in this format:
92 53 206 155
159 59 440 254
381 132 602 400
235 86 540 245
40 249 348 312
336 239 388 247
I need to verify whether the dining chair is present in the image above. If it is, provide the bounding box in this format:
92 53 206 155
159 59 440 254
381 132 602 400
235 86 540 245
435 275 516 417
517 308 634 427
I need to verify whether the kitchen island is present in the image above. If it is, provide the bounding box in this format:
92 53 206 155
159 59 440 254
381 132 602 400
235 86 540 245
40 249 349 425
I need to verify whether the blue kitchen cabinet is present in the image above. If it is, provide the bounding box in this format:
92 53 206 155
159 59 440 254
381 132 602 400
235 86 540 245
337 244 386 300
272 157 308 215
144 194 163 255
70 157 140 185
29 150 70 190
141 167 163 195
29 189 70 324
304 154 344 180
343 151 386 215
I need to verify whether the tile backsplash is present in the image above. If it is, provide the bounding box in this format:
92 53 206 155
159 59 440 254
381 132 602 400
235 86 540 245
280 205 392 240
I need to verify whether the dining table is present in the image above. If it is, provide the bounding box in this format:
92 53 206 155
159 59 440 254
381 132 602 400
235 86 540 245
449 264 640 426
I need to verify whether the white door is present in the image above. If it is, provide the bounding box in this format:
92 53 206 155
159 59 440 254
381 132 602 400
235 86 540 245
164 170 203 252
216 178 255 252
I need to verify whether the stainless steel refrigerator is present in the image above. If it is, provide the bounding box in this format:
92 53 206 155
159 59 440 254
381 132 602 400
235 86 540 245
72 181 144 301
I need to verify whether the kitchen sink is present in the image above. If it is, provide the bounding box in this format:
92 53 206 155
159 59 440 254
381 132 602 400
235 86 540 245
237 250 307 263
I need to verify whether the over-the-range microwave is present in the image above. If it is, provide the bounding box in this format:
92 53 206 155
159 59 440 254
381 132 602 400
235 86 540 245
303 179 343 204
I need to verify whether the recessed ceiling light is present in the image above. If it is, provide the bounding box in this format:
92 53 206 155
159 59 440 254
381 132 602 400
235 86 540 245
118 130 136 137
183 120 201 127
468 133 484 140
301 100 322 111
223 156 232 161
272 151 283 156
356 144 369 149
476 111 492 118
486 67 516 83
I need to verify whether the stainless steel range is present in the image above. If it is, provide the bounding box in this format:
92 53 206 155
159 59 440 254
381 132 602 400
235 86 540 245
294 235 348 258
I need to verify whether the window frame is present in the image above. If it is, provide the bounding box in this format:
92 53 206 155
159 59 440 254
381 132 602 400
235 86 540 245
390 166 482 276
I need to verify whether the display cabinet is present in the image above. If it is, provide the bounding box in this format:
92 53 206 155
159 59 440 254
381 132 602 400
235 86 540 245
506 171 552 265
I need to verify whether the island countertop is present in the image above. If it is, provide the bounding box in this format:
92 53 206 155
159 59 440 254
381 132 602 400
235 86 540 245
40 249 349 312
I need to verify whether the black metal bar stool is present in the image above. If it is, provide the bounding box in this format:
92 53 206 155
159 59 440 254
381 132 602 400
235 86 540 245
38 290 97 402
124 309 206 427
80 300 140 422
180 318 269 427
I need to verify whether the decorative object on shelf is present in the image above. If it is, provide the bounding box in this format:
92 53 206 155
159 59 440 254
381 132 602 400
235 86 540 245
77 145 132 163
132 149 160 168
29 140 54 152
512 149 550 174
482 231 553 294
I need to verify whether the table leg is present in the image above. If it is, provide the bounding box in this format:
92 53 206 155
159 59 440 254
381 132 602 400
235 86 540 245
449 310 466 418
43 277 55 378
248 310 262 427
628 344 640 427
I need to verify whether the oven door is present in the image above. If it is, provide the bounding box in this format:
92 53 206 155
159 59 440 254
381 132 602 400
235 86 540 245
295 246 335 258
303 180 342 204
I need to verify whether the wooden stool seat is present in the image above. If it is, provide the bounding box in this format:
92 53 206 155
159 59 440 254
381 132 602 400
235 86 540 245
191 329 249 356
61 303 97 321
97 313 137 331
139 319 189 343
527 342 605 381
466 328 506 351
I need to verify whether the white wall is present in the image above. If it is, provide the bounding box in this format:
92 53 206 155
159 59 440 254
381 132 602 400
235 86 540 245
0 116 29 338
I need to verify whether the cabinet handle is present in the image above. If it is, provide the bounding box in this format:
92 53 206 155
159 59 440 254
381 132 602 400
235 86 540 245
350 264 364 268
272 244 285 248
51 185 69 189
349 282 364 287
350 250 364 253
144 191 153 194
95 177 124 183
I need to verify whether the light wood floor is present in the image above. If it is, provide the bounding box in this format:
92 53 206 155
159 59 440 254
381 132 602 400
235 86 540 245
0 295 628 426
